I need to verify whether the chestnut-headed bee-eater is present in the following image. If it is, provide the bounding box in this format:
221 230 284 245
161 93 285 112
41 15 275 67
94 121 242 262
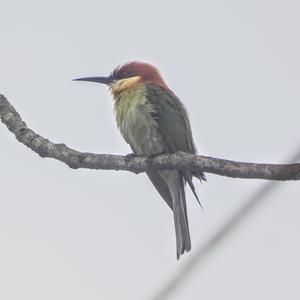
75 62 205 258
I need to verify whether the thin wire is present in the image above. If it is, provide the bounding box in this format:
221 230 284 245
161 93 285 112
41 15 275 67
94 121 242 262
149 148 300 300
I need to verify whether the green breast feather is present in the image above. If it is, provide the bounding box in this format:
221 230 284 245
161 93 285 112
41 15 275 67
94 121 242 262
113 83 196 155
113 85 157 130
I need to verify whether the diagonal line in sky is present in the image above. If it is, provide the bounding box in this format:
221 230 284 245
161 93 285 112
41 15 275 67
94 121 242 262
149 147 300 300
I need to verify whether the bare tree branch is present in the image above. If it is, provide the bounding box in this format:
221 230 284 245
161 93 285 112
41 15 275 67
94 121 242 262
1 93 300 180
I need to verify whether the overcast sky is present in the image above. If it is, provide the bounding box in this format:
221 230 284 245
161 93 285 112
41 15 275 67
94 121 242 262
1 1 300 299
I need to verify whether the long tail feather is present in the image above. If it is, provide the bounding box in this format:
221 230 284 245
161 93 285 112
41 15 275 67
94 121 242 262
163 170 191 259
182 172 203 209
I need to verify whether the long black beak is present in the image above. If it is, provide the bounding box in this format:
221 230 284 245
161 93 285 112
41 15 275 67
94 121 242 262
73 76 113 85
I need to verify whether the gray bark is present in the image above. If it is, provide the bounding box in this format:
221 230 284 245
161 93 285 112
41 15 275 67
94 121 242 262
1 94 299 180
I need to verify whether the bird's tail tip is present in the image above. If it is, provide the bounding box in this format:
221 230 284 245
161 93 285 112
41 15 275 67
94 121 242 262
176 240 191 260
173 201 192 259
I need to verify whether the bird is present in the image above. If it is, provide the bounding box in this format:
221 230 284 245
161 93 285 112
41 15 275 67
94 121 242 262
74 62 205 259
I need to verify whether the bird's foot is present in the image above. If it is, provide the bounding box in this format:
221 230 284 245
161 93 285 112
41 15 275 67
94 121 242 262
125 152 137 164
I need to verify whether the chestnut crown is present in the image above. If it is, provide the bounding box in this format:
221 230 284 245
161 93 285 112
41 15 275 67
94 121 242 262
74 61 169 90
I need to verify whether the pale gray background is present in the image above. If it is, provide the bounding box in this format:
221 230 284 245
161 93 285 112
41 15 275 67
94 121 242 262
1 1 300 299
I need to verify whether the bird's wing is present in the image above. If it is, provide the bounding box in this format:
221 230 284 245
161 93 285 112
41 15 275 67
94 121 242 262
146 84 196 154
146 84 204 206
146 170 173 210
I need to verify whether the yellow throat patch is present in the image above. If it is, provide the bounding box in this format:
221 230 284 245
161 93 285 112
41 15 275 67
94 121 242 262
109 76 141 95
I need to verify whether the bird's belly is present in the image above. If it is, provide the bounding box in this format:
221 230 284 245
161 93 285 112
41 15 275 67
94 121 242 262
120 110 165 156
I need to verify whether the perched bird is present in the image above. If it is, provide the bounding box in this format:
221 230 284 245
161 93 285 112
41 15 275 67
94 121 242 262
75 62 205 258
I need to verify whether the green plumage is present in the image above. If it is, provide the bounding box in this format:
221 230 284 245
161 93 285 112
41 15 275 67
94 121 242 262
74 61 205 258
113 83 204 258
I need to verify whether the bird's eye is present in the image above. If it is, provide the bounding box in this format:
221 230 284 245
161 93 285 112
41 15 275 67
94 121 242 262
121 71 130 78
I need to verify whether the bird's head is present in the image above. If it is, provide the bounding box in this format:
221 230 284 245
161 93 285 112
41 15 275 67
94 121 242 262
74 61 169 96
